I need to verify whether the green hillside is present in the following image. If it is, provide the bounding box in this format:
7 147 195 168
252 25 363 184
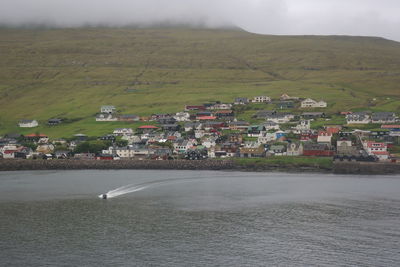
0 27 399 138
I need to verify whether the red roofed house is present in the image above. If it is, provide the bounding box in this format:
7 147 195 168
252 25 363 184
326 126 342 135
363 141 389 160
197 116 217 121
138 125 158 133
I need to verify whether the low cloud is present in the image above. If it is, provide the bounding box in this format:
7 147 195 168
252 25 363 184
1 0 399 41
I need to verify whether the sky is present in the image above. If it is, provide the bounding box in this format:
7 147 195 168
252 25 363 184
1 0 400 41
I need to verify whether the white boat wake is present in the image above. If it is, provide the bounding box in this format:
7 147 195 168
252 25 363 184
98 174 245 199
98 177 197 199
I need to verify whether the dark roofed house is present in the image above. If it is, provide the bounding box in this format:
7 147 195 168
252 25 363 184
48 118 62 126
276 101 294 109
239 147 265 158
346 112 370 124
371 112 396 124
162 124 181 131
255 110 277 119
234 97 249 105
229 121 250 130
303 143 334 157
302 112 326 119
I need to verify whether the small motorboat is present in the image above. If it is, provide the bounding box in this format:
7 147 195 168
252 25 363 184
100 194 108 199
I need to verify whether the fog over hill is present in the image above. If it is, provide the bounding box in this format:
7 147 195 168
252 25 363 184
1 0 400 41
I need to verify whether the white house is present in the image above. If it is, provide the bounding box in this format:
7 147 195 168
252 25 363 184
208 103 232 110
286 143 303 156
294 120 311 131
346 112 370 124
317 131 332 144
113 128 133 136
173 112 190 122
101 105 116 114
363 141 389 160
18 120 38 128
258 132 277 144
301 98 327 108
96 113 118 122
252 96 271 103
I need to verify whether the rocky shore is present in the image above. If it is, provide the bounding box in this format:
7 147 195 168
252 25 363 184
0 159 399 175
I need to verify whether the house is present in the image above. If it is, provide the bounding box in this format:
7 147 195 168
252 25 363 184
229 121 250 131
263 121 280 131
138 125 158 133
346 112 370 124
216 143 239 157
371 112 396 124
382 125 400 137
119 114 140 122
101 105 116 114
255 110 277 119
113 128 133 136
197 116 217 121
301 98 327 108
162 124 181 132
317 131 333 144
363 141 389 161
185 105 205 111
203 122 226 131
174 139 196 154
2 150 16 159
157 116 176 125
303 143 334 157
302 112 325 119
269 145 286 156
24 133 48 142
234 97 249 105
96 113 118 122
214 110 234 119
18 120 38 128
252 96 271 103
48 118 62 126
294 120 311 131
258 132 277 144
36 144 55 154
286 143 303 156
228 133 243 144
184 122 202 132
207 103 232 110
239 147 265 158
55 150 71 159
326 126 342 135
280 94 299 101
336 140 359 157
202 136 217 148
173 112 190 122
300 132 318 142
248 125 266 137
276 101 294 109
265 113 294 124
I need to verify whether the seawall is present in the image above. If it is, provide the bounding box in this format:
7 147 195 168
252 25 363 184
0 159 399 175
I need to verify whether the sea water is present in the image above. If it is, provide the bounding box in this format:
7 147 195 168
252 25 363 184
0 170 399 266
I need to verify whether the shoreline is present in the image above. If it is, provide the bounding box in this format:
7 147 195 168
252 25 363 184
1 159 399 175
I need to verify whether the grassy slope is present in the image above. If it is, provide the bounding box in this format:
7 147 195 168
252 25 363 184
0 27 399 138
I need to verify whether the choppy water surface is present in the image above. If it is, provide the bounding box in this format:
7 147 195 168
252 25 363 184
0 170 399 266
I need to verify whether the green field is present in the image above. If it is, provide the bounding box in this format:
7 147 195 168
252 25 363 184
0 27 399 138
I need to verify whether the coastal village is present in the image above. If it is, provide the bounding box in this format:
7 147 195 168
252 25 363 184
1 94 399 163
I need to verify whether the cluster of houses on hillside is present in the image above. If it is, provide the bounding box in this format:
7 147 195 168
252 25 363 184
6 94 399 162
